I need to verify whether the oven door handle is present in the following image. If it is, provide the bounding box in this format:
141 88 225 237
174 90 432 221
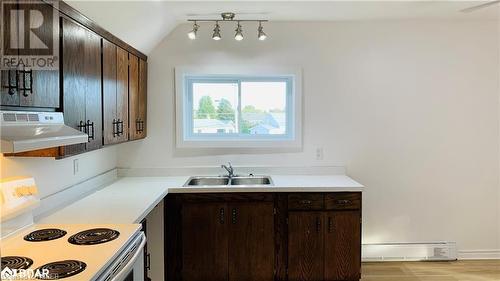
110 232 146 281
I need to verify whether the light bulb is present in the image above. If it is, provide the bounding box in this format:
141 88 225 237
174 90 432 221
258 22 267 41
187 22 199 40
212 22 222 40
235 22 243 41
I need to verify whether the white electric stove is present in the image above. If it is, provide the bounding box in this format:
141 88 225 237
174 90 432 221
0 177 146 281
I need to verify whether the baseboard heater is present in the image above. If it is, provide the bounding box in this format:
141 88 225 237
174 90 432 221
362 242 457 261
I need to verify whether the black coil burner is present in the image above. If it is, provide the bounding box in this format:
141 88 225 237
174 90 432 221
1 256 33 270
24 228 67 242
35 260 86 280
68 228 120 245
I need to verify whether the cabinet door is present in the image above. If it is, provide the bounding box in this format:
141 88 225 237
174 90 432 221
228 202 275 281
1 0 21 106
128 54 140 140
1 70 20 106
23 69 59 108
61 17 86 155
17 1 60 108
102 39 117 145
288 212 325 281
182 203 228 281
83 22 102 151
116 47 129 143
324 211 361 281
138 59 147 138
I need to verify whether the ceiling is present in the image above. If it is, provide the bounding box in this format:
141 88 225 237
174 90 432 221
67 1 499 54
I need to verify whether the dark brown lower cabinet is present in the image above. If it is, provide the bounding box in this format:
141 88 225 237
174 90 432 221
288 212 325 281
228 202 275 281
324 211 361 281
166 192 361 281
182 203 229 281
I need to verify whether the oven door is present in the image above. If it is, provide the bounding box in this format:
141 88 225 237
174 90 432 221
97 231 146 281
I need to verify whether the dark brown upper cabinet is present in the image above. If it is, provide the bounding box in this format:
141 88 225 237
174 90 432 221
0 0 60 109
61 17 102 155
129 54 147 140
2 1 147 158
103 39 129 145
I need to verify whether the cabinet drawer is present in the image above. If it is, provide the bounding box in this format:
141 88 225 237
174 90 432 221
325 193 361 210
288 194 324 210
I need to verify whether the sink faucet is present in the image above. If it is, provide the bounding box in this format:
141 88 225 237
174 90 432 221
221 162 234 178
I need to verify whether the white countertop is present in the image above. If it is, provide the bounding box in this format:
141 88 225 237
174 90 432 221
40 175 363 224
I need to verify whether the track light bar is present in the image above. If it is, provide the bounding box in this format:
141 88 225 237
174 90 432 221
187 12 268 41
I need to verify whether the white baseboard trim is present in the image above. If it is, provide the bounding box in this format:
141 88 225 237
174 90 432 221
458 250 500 260
362 242 457 262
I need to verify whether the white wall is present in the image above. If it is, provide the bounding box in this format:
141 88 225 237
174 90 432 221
0 147 117 199
118 20 500 253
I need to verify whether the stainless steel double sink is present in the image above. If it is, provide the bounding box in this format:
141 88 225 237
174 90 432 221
184 175 273 187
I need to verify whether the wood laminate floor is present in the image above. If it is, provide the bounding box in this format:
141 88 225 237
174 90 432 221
361 260 500 281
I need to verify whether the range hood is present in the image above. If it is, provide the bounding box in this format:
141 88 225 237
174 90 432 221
0 111 89 153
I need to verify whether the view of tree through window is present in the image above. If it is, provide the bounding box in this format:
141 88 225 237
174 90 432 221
191 80 288 135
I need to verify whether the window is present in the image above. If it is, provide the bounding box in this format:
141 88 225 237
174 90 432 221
176 68 302 148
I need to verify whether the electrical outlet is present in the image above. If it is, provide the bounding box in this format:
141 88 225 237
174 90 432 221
315 148 324 160
73 159 79 175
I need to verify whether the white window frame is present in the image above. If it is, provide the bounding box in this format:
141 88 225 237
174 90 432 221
175 66 302 148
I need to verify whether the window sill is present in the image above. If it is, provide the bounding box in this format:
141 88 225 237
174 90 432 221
176 138 302 149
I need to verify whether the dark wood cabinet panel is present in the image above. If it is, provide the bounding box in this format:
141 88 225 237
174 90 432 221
129 56 147 140
324 211 361 281
102 39 118 145
83 27 102 151
325 193 361 210
61 17 86 156
139 59 147 138
1 70 20 106
228 202 274 281
128 54 140 140
103 41 129 145
182 203 229 281
1 0 60 109
288 211 325 281
21 70 60 108
61 17 101 155
288 193 324 211
116 47 129 143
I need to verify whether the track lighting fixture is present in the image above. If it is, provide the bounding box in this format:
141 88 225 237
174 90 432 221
235 21 243 41
212 21 221 41
258 21 267 41
187 12 268 41
187 21 199 40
